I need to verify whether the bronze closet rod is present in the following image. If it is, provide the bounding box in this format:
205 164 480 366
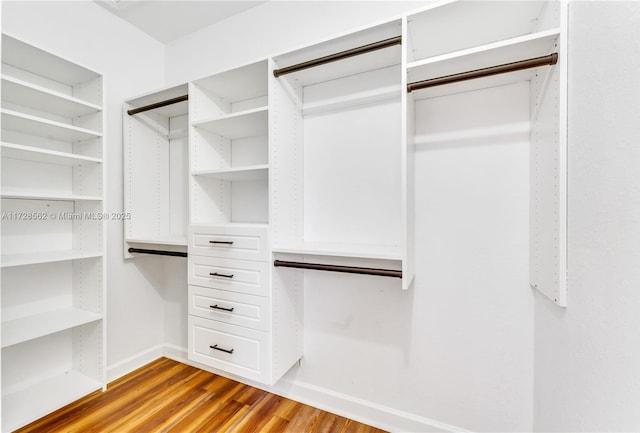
273 35 402 78
128 247 187 258
407 52 558 93
274 259 402 278
127 94 188 116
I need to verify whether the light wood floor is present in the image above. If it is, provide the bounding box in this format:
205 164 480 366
16 357 387 433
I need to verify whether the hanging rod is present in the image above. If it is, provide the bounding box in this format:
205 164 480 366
127 95 188 116
128 247 187 258
274 259 402 278
407 53 558 93
273 35 402 78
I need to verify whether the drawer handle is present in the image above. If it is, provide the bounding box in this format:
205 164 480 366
210 344 234 354
209 240 234 245
210 304 234 312
209 272 234 278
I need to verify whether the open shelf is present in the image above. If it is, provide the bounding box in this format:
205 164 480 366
1 308 102 348
192 165 268 182
1 75 102 118
1 250 103 268
407 29 560 99
125 83 189 118
1 370 102 433
126 236 188 246
1 191 102 201
191 60 268 120
1 109 102 142
1 142 102 166
407 1 553 62
2 35 100 93
272 241 403 262
193 106 268 139
273 20 402 87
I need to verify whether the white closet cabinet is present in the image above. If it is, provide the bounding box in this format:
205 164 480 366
406 0 567 305
123 84 189 256
270 19 414 290
187 61 302 385
1 34 106 431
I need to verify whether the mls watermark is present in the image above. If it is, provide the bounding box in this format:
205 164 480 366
1 211 131 221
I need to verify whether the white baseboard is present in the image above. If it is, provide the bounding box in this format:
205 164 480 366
107 344 469 433
106 344 164 382
272 378 470 433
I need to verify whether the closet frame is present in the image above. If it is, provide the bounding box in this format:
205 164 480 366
123 0 568 394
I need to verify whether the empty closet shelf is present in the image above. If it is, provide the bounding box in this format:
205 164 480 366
192 107 268 139
1 308 102 348
1 109 102 142
1 250 103 267
2 75 102 118
0 142 102 166
192 165 268 181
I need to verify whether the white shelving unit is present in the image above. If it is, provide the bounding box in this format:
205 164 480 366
190 60 270 226
1 33 106 431
185 60 302 386
270 19 413 289
123 84 189 255
406 0 567 305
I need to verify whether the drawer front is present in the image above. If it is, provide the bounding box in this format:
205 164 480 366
188 256 269 296
189 285 270 331
189 225 269 261
188 316 268 383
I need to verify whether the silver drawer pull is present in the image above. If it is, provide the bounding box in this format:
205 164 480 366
209 272 234 278
210 304 234 312
209 240 234 245
210 344 234 354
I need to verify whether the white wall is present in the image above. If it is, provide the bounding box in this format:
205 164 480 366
1 0 171 373
166 3 534 431
534 3 640 431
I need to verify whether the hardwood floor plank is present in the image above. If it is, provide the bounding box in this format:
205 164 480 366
14 358 388 433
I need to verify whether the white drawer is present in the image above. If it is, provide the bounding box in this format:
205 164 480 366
188 256 269 296
188 316 268 383
189 225 269 261
189 285 270 331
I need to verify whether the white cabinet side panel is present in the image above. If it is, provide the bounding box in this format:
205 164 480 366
530 8 567 307
269 60 304 247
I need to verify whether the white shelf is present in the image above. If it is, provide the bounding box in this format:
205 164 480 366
193 60 267 105
192 164 269 181
1 371 102 433
1 250 103 268
2 35 100 89
126 83 188 118
1 75 102 118
273 242 403 262
126 236 188 246
1 142 102 166
1 190 102 201
1 308 102 348
407 29 560 99
1 108 102 142
273 20 402 87
407 1 550 62
193 106 268 139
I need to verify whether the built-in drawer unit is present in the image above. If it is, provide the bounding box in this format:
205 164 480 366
188 256 269 296
189 285 270 331
189 316 268 383
188 225 269 262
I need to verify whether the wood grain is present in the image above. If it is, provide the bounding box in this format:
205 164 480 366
15 358 388 433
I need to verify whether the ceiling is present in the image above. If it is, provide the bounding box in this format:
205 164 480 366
95 0 266 44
